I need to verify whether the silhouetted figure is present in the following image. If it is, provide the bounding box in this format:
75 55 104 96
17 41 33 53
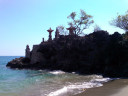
41 38 45 44
67 26 76 35
55 27 60 39
43 38 44 42
47 28 54 41
25 45 30 59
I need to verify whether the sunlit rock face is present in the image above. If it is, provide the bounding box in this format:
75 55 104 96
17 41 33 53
30 45 44 65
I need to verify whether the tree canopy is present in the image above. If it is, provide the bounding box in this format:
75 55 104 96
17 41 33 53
94 24 101 32
111 11 128 32
57 26 68 35
67 10 94 35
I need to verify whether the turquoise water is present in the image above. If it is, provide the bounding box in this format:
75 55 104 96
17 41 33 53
0 56 111 96
0 56 51 96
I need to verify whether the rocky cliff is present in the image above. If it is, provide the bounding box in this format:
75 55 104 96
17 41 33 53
6 31 128 77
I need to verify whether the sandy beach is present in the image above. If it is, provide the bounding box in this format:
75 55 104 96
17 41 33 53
111 83 128 96
74 79 128 96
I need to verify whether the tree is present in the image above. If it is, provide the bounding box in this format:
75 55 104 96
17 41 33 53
111 11 128 32
94 24 101 32
67 9 94 35
57 25 68 35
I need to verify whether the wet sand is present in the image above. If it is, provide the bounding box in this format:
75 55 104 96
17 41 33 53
74 79 128 96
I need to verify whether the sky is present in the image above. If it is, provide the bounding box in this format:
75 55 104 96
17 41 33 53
0 0 128 56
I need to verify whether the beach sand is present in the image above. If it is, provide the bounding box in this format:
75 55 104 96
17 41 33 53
111 84 128 96
74 79 128 96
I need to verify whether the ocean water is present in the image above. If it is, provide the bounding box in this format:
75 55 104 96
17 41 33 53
0 56 111 96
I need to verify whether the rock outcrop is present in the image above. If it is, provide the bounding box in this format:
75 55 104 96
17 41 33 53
6 30 128 77
7 57 30 68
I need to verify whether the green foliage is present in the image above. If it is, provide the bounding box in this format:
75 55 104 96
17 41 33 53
111 11 128 32
67 10 94 35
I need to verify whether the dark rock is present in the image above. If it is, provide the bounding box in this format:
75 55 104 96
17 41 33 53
6 30 128 77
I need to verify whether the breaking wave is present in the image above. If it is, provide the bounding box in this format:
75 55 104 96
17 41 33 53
49 70 66 75
46 77 112 96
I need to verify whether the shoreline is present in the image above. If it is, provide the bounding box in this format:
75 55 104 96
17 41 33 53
74 79 128 96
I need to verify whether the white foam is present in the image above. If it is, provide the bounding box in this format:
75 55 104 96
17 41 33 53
47 87 68 96
39 70 43 72
72 72 76 74
47 82 102 96
46 77 112 96
91 78 112 83
49 70 65 75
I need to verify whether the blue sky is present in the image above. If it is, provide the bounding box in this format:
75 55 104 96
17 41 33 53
0 0 128 56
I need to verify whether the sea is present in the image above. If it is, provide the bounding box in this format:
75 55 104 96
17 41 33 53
0 56 112 96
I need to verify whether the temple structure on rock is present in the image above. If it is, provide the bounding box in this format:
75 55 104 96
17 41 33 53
25 45 31 59
55 27 60 39
44 26 76 43
25 26 76 64
47 27 54 41
66 26 76 35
